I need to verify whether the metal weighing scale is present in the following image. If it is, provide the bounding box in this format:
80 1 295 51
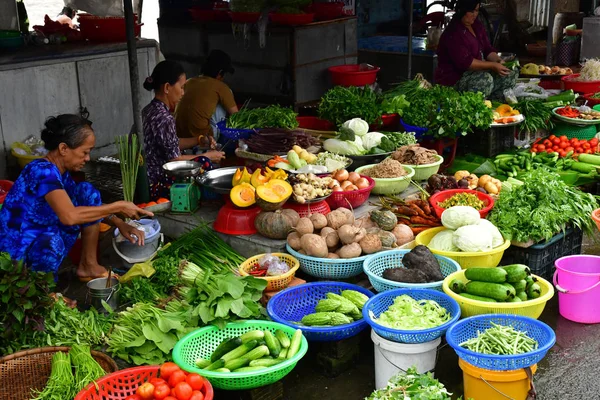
162 161 202 213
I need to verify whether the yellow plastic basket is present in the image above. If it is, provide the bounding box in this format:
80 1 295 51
415 227 510 269
239 253 300 292
11 149 43 169
442 270 554 319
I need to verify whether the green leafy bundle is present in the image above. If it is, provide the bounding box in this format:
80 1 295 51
227 105 299 129
31 352 75 400
0 253 55 355
513 99 554 134
366 366 455 400
379 93 410 115
488 168 599 243
318 86 381 126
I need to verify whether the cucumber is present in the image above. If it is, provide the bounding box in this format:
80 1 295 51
210 336 242 362
465 281 512 301
263 330 281 358
233 366 268 372
527 283 541 299
195 358 211 369
508 296 522 302
244 345 270 361
464 268 507 283
220 340 258 363
449 279 466 294
512 279 527 293
214 368 230 373
499 283 517 299
525 275 537 290
287 329 303 359
578 153 600 166
250 358 285 367
205 359 225 371
275 330 291 348
459 293 497 302
278 348 288 359
499 264 530 283
223 345 269 371
516 291 528 301
241 330 265 343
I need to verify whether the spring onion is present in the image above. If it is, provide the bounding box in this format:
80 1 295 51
116 134 140 202
369 295 451 330
31 352 75 400
70 344 106 393
459 322 538 355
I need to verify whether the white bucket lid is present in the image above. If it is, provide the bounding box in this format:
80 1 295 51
371 329 441 354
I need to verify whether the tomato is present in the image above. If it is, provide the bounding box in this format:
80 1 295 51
583 142 591 149
586 149 593 154
589 138 598 146
157 198 170 204
154 384 171 400
173 382 193 400
125 396 142 400
560 135 568 142
575 147 583 154
151 378 167 386
190 391 205 400
185 374 205 391
552 145 559 151
137 383 155 400
549 134 557 140
537 144 546 151
160 362 181 380
546 149 554 154
559 141 569 149
570 138 579 146
164 397 178 400
543 140 552 147
146 201 158 207
565 146 574 153
169 370 188 388
552 137 561 145
559 150 566 158
137 203 147 208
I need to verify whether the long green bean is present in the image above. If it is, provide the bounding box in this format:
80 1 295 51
459 322 538 355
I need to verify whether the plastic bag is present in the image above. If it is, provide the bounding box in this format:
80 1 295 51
512 82 549 100
503 89 518 105
258 254 290 276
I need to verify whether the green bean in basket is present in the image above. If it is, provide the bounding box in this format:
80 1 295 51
459 322 538 355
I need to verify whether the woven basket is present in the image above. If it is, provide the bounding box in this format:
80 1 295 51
0 347 118 400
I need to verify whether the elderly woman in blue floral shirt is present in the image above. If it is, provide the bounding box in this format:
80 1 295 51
142 60 225 199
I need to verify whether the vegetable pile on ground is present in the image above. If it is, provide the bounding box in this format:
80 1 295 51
227 105 298 129
240 128 318 155
196 328 303 372
428 206 506 253
449 265 542 303
300 290 368 327
287 208 406 259
380 196 440 235
390 145 438 165
366 366 455 400
368 295 450 330
459 322 538 355
487 168 599 243
381 245 444 284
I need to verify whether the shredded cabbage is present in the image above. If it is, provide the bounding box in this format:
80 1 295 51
369 295 451 330
578 58 600 82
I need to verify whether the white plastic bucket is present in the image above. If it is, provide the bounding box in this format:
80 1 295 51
371 330 440 389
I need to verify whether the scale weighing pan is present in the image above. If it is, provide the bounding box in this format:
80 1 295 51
197 166 241 194
162 160 201 179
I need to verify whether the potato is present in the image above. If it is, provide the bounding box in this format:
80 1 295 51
300 234 328 258
326 210 348 230
338 224 367 245
309 213 328 230
321 228 339 248
287 232 302 250
327 253 340 259
392 224 414 246
337 243 362 259
336 207 354 225
359 233 382 255
295 217 314 236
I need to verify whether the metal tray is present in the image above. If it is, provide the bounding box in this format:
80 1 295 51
196 166 240 194
162 160 201 178
491 115 526 128
552 107 600 126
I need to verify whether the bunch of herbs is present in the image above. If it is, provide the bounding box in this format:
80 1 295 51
366 366 455 400
513 99 554 134
318 86 381 126
227 105 299 129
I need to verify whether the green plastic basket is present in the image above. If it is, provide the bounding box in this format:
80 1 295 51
404 155 444 181
551 121 597 140
172 320 308 390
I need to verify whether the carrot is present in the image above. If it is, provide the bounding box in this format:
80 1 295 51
408 203 432 220
410 216 440 226
397 205 418 216
410 226 431 234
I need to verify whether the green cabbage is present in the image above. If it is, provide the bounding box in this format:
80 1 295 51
362 131 385 151
452 225 493 252
341 118 369 137
428 230 460 252
477 219 505 248
322 138 365 155
441 206 480 230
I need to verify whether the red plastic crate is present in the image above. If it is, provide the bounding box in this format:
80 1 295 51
296 116 335 131
562 74 600 94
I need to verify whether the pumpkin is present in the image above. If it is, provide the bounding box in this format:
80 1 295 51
255 210 295 239
255 179 293 211
232 167 252 186
230 183 256 208
370 210 398 231
251 169 270 188
496 104 515 117
280 209 300 226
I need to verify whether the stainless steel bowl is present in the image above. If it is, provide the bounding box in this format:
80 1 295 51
498 52 516 62
162 161 201 178
197 166 240 194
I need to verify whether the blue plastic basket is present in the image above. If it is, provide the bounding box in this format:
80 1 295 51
400 119 431 140
267 282 374 342
286 244 367 279
363 288 461 344
363 250 461 293
217 120 256 140
446 314 556 371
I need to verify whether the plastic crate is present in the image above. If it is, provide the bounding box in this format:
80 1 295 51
458 125 516 158
420 137 459 170
501 227 583 282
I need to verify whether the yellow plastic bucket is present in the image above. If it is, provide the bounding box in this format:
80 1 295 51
459 359 537 400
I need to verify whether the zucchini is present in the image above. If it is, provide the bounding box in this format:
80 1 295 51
220 340 258 363
195 358 211 369
508 296 522 302
465 281 512 301
223 345 269 371
578 153 600 166
512 279 527 293
527 283 541 299
250 358 285 367
233 366 268 372
275 330 291 348
499 264 530 283
205 359 225 371
240 330 265 343
278 348 288 359
210 336 242 362
459 293 497 302
214 368 230 373
516 291 528 301
449 279 466 294
263 330 281 358
465 267 507 283
287 329 303 359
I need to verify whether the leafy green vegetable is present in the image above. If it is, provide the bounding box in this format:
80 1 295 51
379 94 410 115
69 344 107 393
379 132 417 152
227 105 298 129
369 295 451 330
366 366 455 399
121 276 166 305
513 99 554 134
459 322 538 355
31 352 75 400
488 168 599 243
319 86 381 126
229 0 267 12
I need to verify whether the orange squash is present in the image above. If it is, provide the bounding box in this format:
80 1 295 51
250 169 270 188
496 104 515 117
230 183 256 207
255 179 293 211
232 167 252 186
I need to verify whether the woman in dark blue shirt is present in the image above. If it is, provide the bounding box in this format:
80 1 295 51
0 114 153 281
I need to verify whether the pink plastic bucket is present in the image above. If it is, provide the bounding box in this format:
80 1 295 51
554 255 600 323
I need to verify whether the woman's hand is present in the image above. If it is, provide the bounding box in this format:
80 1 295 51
117 221 146 246
491 62 510 76
117 201 154 220
198 135 218 149
204 150 226 163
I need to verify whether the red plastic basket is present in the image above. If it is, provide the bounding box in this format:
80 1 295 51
381 113 400 129
296 116 335 131
213 200 261 235
0 180 13 204
429 189 495 219
312 2 344 20
325 175 375 210
270 12 315 25
75 366 214 400
229 12 261 23
582 93 600 107
562 74 600 94
283 200 331 217
78 14 142 42
189 8 230 22
328 64 380 87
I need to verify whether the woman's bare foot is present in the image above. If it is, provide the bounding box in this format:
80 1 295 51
76 262 110 280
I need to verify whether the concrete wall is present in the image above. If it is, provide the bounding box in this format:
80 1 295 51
356 0 406 38
0 44 159 177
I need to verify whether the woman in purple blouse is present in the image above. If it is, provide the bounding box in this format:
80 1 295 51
434 0 517 99
142 61 225 198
